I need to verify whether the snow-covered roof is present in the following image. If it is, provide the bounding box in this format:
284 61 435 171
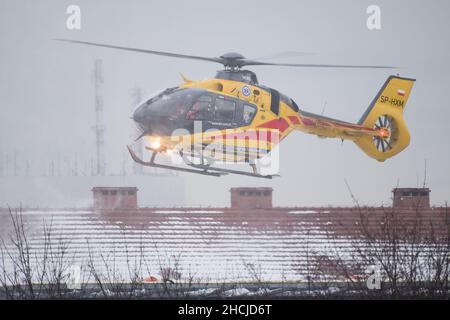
0 207 447 283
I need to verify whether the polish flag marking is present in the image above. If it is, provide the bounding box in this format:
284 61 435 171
397 89 406 97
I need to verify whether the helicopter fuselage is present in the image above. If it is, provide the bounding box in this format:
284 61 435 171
132 71 377 163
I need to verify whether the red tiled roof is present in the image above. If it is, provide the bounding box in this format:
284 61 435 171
0 207 448 283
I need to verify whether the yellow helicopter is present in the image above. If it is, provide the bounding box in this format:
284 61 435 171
57 40 415 178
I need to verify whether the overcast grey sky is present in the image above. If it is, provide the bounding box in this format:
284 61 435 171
1 0 449 207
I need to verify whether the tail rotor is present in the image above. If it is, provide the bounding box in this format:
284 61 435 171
372 114 398 153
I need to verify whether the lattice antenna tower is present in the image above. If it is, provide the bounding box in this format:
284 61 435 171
93 59 106 176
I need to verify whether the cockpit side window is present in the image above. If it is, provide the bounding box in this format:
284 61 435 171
242 104 257 125
214 98 236 121
186 95 213 120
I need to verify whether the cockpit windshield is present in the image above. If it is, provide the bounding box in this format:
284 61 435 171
141 88 202 120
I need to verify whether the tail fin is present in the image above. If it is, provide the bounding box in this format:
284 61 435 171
355 76 416 162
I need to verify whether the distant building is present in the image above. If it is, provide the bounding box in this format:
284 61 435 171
230 187 273 209
392 188 431 209
92 187 138 210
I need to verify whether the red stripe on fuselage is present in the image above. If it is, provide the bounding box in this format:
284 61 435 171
258 118 290 133
220 130 280 143
301 118 316 126
301 116 374 132
288 116 301 125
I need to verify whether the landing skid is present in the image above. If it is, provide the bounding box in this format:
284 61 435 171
127 146 277 179
185 161 275 179
127 146 223 177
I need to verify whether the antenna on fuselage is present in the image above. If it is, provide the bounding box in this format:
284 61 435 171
320 101 327 116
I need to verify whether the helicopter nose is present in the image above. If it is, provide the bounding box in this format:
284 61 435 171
132 104 151 133
133 105 146 123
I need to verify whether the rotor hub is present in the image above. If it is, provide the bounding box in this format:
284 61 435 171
377 127 391 139
219 52 247 69
219 52 246 60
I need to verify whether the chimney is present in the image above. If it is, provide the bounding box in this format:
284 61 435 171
392 188 430 209
92 187 138 211
230 187 273 209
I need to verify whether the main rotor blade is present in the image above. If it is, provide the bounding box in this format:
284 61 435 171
55 39 396 70
241 60 397 69
251 51 316 61
55 39 223 65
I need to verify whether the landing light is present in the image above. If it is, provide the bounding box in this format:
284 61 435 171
149 137 161 150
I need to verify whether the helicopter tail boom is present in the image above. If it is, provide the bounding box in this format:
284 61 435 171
295 75 415 162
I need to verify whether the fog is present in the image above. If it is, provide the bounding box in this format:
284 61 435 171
1 0 449 207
